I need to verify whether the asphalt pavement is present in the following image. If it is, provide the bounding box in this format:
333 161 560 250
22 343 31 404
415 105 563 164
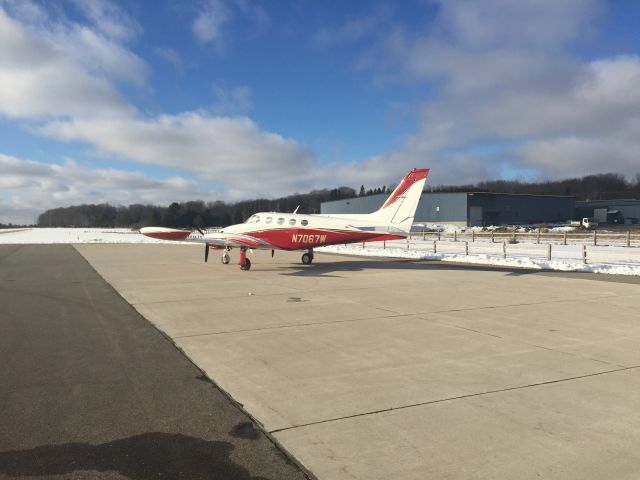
0 244 310 480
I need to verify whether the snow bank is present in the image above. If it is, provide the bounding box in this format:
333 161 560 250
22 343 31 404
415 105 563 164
317 244 640 276
548 226 578 233
0 228 181 244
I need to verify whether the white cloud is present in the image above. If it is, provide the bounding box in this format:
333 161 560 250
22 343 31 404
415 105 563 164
40 113 319 195
313 5 390 49
70 0 142 41
1 2 393 219
0 154 207 224
0 6 142 118
348 0 640 185
432 0 601 51
154 47 183 75
233 0 270 32
212 83 252 113
192 0 230 44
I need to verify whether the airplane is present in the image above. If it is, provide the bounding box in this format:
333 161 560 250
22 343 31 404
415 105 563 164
140 168 429 270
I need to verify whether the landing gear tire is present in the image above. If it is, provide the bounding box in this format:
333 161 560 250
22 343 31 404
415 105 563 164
240 258 251 271
221 252 230 264
301 252 313 265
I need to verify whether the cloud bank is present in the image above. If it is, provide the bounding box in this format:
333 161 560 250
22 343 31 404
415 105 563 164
0 0 639 223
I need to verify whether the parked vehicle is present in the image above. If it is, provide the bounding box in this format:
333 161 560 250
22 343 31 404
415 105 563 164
570 218 598 229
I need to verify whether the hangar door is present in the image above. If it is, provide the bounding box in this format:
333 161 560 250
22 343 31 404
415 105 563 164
469 206 483 226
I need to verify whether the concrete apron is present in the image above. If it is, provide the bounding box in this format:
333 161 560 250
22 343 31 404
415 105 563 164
76 244 640 480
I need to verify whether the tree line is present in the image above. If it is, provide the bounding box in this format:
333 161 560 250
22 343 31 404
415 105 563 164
36 187 356 228
33 172 640 228
428 173 640 199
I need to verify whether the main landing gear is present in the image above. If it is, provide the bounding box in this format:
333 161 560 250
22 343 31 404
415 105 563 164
301 249 314 265
239 247 251 271
218 246 251 270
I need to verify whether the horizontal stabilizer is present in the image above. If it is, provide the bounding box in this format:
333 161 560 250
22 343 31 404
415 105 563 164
140 227 191 241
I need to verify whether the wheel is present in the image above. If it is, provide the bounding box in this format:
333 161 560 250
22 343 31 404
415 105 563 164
221 253 230 264
301 252 313 265
240 258 251 271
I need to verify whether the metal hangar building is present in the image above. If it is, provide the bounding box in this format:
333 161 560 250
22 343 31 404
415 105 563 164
321 192 575 227
575 199 640 224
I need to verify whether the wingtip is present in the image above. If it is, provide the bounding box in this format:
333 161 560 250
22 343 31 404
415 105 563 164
140 227 191 240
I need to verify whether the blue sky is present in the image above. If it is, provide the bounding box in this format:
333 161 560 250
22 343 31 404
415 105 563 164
1 0 640 224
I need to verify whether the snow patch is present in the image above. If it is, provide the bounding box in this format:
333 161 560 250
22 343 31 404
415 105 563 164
318 244 640 276
0 228 186 244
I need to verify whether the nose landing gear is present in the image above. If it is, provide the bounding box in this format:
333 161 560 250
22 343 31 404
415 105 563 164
301 249 314 265
221 247 231 264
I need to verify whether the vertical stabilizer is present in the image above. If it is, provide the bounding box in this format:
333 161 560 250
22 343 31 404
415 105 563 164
369 168 429 231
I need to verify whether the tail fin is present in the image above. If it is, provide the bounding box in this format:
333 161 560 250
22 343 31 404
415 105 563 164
370 168 429 231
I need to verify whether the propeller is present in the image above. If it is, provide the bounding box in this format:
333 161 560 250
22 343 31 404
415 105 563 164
193 225 209 263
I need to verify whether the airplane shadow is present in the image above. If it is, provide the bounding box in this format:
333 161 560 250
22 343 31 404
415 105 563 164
279 257 541 277
0 432 269 480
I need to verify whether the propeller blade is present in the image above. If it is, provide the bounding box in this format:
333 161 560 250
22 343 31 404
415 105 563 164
205 244 209 263
196 226 205 236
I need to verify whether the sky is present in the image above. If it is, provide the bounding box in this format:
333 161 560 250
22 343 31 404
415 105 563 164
1 0 640 224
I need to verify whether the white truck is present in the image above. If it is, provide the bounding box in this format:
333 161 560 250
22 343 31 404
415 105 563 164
569 218 598 229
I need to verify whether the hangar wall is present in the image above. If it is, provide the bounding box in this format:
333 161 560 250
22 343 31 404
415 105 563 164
320 194 386 214
468 193 574 226
576 199 640 221
321 192 575 226
321 192 469 225
414 193 468 225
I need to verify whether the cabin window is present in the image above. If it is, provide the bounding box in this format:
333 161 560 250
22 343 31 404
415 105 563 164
289 219 296 226
277 217 285 225
265 217 273 224
301 219 308 226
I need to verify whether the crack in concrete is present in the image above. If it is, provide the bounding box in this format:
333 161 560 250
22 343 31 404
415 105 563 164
269 364 640 434
170 294 621 339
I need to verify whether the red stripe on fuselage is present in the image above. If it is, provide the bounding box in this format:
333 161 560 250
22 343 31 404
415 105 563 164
249 228 403 250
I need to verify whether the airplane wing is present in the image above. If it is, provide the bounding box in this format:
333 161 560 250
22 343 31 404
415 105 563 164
139 227 274 249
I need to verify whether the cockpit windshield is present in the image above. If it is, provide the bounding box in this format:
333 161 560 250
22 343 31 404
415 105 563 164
246 215 260 224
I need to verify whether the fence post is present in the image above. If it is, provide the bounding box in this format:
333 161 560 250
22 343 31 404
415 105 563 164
593 230 597 246
512 232 516 243
628 231 631 247
491 231 494 243
433 240 437 254
454 230 457 242
503 241 507 259
563 231 567 245
465 241 469 256
537 228 541 244
472 230 475 242
438 231 441 241
383 240 386 249
423 230 426 240
362 242 365 249
547 243 552 261
583 245 587 264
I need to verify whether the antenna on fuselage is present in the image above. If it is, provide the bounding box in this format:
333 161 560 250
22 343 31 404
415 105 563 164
293 205 300 214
